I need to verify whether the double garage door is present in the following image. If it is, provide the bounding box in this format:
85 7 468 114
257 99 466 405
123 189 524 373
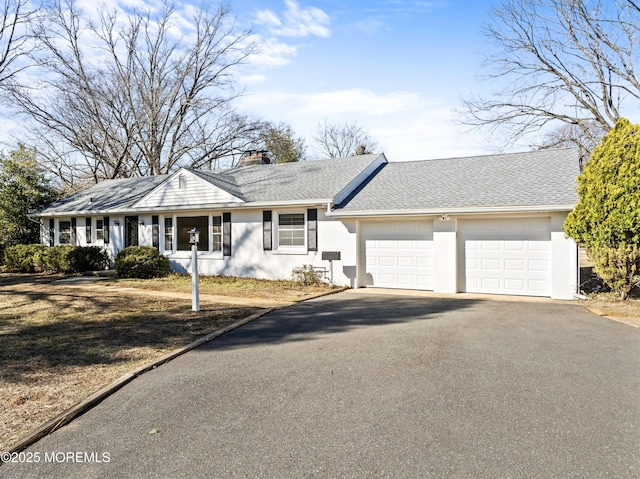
361 217 552 297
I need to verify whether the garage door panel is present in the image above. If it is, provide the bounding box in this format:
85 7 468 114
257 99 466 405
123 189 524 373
397 256 414 267
416 257 432 268
481 278 501 289
378 256 395 267
362 221 434 291
481 241 501 251
504 241 525 251
379 240 395 249
482 258 501 270
529 259 549 271
460 218 551 297
504 278 525 291
528 242 549 252
505 259 525 271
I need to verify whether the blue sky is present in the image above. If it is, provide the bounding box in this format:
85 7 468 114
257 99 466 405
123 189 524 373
229 0 503 160
2 0 506 162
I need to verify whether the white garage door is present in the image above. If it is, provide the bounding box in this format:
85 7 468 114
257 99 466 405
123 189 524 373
458 218 551 297
361 220 434 290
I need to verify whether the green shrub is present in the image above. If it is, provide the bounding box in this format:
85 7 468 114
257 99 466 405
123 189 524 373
67 246 109 273
589 243 640 300
40 245 74 273
115 246 171 279
3 244 109 274
291 264 323 286
4 244 48 272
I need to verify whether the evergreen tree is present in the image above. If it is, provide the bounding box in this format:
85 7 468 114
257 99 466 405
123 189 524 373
0 146 58 258
564 118 640 299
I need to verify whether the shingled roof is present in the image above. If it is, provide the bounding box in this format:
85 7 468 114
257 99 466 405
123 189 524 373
35 154 385 215
188 153 383 203
331 148 579 215
36 175 168 216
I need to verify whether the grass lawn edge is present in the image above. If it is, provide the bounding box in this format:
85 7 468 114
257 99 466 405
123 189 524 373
3 308 273 457
3 286 346 457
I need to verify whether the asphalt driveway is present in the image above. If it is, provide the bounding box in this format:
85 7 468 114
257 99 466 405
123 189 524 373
3 290 639 478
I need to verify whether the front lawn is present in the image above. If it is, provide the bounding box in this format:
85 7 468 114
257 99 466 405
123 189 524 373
0 274 330 451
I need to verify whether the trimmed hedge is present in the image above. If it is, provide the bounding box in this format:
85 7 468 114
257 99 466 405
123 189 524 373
67 246 109 273
114 246 171 279
4 244 48 273
4 244 109 273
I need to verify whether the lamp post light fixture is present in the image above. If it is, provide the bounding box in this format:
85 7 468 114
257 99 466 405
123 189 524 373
188 227 200 312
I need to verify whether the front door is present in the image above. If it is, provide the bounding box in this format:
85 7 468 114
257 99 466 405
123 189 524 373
125 216 139 247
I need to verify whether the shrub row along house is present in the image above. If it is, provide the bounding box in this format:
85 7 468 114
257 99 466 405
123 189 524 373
34 149 580 299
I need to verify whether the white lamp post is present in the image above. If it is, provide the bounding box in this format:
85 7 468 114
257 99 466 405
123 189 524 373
189 227 200 312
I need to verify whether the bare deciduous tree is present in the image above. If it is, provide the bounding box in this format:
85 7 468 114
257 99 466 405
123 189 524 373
461 0 640 157
8 0 263 182
0 0 34 85
313 121 378 159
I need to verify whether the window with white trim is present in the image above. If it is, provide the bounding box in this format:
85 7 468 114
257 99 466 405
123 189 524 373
177 216 208 251
212 216 222 252
278 213 305 247
96 219 104 241
164 218 173 251
164 215 225 253
59 220 72 245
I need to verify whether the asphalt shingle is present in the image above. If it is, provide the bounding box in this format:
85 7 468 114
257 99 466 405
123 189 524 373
37 175 168 215
190 154 381 202
334 148 580 213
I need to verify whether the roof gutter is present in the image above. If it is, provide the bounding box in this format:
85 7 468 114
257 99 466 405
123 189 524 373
326 204 577 218
32 199 336 218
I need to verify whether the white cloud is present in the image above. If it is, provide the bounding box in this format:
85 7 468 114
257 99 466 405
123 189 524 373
294 89 423 115
255 0 331 38
240 74 269 85
246 36 299 67
237 88 497 161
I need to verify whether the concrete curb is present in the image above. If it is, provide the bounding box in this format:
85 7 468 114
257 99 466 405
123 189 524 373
4 308 275 457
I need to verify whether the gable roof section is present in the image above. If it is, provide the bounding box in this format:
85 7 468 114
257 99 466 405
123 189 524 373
34 153 387 216
36 175 168 216
188 153 386 204
133 169 243 209
331 148 580 216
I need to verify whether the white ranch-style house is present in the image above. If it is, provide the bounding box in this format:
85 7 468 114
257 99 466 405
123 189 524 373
35 149 580 300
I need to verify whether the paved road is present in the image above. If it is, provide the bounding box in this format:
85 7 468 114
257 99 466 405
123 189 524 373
3 291 639 478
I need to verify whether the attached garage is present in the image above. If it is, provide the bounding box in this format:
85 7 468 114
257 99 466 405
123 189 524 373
457 218 552 297
360 220 434 290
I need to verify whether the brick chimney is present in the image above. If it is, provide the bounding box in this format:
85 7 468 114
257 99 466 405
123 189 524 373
239 150 271 167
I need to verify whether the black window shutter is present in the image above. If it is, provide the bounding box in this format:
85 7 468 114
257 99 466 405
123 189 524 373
307 209 318 252
223 212 231 257
263 211 272 251
104 217 110 244
71 218 77 245
85 217 91 244
152 215 159 249
49 218 54 247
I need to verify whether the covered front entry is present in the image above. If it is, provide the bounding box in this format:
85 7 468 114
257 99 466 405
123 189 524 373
360 220 434 290
457 217 552 297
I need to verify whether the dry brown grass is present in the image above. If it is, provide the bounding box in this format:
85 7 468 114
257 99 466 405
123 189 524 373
115 273 330 302
0 273 330 451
